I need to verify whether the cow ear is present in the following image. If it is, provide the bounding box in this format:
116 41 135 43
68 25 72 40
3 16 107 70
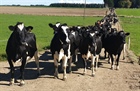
62 23 67 26
26 26 33 31
48 23 54 28
125 32 130 36
95 32 101 37
8 26 15 31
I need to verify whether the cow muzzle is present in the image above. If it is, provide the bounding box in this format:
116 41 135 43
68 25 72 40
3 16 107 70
21 42 28 46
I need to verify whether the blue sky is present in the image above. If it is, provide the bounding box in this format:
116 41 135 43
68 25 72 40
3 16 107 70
0 0 104 5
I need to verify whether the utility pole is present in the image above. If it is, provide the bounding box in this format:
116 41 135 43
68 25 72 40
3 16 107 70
83 0 86 25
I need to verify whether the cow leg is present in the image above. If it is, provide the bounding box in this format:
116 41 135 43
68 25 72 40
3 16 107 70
74 49 79 63
8 58 15 85
82 55 87 75
110 54 114 70
116 53 121 70
108 55 111 64
75 54 78 63
91 56 96 77
95 55 99 71
54 57 59 79
122 44 126 60
68 57 72 73
34 51 40 75
63 56 68 80
104 49 107 58
19 56 27 86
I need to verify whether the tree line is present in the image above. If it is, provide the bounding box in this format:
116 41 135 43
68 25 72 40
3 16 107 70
104 0 140 8
49 3 104 8
49 0 140 8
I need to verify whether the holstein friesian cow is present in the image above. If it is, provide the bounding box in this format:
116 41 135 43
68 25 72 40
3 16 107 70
69 25 82 63
79 26 102 76
103 30 130 70
50 23 72 80
6 22 40 86
49 23 81 63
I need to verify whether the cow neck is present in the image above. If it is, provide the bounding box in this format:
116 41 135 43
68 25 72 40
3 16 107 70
59 38 69 45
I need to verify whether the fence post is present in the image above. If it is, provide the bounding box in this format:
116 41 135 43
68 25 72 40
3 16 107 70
138 56 140 65
128 36 130 50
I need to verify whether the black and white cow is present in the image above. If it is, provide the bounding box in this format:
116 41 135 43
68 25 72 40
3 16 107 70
50 23 72 80
79 26 102 76
103 30 130 70
69 26 82 63
49 23 81 63
6 22 40 86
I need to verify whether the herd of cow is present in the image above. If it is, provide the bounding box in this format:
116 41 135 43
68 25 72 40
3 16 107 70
5 8 130 86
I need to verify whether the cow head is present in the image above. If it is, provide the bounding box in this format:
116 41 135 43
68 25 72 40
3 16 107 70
80 27 96 53
26 26 33 33
8 22 33 45
49 22 61 34
58 24 70 44
111 28 117 34
117 31 130 43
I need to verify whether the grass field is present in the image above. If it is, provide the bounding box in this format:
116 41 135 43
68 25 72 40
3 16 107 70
0 14 102 61
116 9 140 56
119 17 140 56
116 8 140 17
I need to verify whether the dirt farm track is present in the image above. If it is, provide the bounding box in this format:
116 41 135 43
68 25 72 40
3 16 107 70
0 7 140 91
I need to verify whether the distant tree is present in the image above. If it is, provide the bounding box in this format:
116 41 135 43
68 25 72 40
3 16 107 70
118 0 132 8
49 3 104 8
136 0 140 8
130 0 136 8
104 0 114 7
114 0 119 8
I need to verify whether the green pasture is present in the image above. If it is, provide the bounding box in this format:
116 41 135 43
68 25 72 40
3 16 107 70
0 14 102 61
116 8 140 17
116 9 140 56
119 17 140 56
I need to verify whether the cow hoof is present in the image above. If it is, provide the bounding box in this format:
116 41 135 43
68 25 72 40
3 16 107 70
19 80 25 86
69 71 72 74
54 73 59 79
9 82 14 86
95 68 97 71
9 79 14 86
54 76 59 79
111 67 114 70
92 74 95 77
116 66 119 70
123 57 125 60
68 70 72 74
19 83 25 86
83 72 86 76
63 77 67 81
